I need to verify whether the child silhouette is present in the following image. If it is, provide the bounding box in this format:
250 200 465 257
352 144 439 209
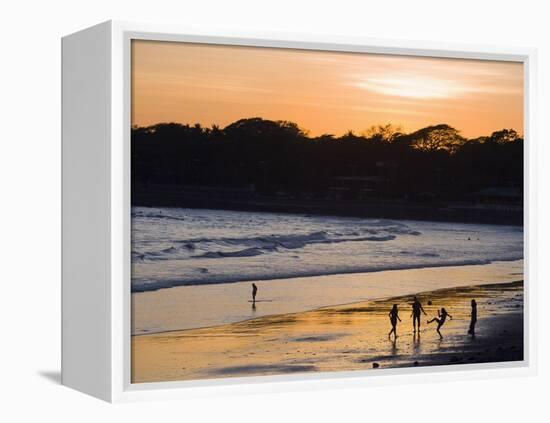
427 307 453 339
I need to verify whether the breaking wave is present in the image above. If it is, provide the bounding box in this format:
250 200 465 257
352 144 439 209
131 207 524 293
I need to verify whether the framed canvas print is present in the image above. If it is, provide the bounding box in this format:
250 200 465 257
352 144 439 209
61 21 537 402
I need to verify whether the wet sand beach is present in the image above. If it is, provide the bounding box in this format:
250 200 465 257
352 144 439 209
131 280 523 383
132 260 523 334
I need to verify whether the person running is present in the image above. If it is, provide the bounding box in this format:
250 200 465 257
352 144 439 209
427 307 453 339
411 296 427 333
388 304 402 339
252 283 258 304
468 299 477 336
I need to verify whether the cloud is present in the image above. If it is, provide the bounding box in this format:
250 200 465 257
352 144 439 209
352 75 464 99
349 72 522 100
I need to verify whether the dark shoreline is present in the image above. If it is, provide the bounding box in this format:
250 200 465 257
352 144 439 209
132 190 523 226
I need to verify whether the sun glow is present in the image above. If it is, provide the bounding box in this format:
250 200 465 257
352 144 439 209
353 75 464 99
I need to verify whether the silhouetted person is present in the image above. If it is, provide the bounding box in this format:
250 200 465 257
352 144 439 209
388 304 402 339
252 283 258 304
427 307 453 339
468 299 477 336
411 296 427 333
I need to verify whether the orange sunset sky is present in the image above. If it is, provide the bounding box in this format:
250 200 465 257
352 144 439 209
131 40 524 138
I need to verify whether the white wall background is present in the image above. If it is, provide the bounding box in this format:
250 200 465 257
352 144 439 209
1 0 548 421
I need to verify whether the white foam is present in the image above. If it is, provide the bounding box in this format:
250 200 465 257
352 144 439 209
131 207 523 293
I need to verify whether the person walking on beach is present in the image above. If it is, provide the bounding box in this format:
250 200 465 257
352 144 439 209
411 296 427 333
427 307 453 339
251 283 258 304
468 299 477 336
388 304 402 339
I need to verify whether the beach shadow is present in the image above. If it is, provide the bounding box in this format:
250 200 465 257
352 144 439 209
292 333 347 343
208 364 316 376
413 332 421 355
37 370 61 384
390 338 398 356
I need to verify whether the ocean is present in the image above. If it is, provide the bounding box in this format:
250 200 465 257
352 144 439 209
131 207 523 293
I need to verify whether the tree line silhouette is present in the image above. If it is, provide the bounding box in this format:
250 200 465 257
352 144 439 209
132 118 523 203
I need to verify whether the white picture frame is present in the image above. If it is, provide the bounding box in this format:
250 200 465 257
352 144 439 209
61 20 537 403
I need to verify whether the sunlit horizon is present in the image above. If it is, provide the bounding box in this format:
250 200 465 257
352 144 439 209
132 40 524 138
